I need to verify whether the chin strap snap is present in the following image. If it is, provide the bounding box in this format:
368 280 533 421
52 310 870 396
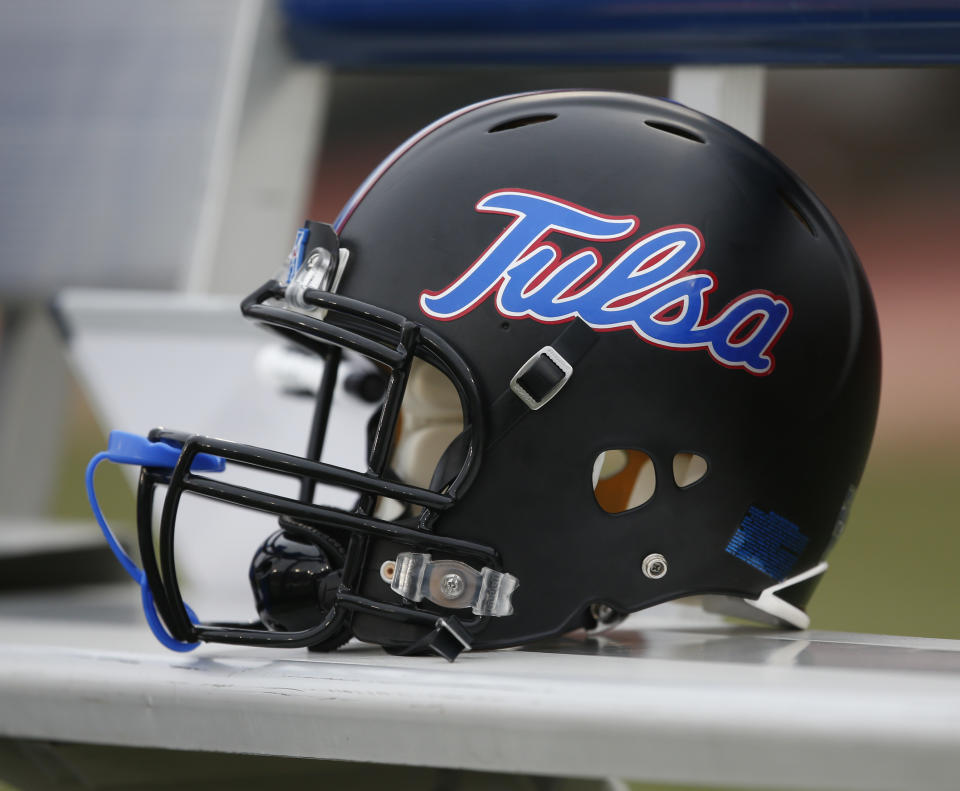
85 431 224 651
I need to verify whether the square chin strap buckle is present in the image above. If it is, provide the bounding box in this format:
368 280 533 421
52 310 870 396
429 617 473 662
509 345 574 411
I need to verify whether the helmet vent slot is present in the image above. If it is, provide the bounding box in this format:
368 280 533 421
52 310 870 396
673 452 708 488
778 190 816 237
488 114 557 133
644 121 705 144
593 449 656 513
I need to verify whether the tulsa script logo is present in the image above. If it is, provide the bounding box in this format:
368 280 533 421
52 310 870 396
419 189 792 375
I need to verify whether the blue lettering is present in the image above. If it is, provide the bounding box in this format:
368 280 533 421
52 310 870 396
419 190 791 375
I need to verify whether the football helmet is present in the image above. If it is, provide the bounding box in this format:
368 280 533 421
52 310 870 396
88 91 880 659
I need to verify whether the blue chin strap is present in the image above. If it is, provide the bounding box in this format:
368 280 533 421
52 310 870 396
86 431 225 652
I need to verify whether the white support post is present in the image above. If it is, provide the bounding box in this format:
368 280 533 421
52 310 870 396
0 307 69 517
184 0 331 295
669 65 767 143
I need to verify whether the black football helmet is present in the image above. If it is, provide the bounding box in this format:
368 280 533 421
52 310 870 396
88 91 880 660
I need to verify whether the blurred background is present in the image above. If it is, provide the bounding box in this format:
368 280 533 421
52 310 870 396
0 2 958 790
0 0 958 661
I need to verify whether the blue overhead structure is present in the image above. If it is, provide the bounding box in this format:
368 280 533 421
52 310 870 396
283 0 960 66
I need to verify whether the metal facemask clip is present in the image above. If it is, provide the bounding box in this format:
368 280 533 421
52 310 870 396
381 553 518 617
283 221 349 313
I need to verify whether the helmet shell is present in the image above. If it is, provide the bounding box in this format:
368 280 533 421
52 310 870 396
334 91 880 648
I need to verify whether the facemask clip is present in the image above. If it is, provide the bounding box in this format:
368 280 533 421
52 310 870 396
380 552 518 617
281 222 349 313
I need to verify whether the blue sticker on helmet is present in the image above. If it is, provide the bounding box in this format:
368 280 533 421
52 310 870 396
726 506 808 581
285 226 309 284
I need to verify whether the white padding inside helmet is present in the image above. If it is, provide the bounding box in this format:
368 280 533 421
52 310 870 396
390 360 463 491
403 359 462 420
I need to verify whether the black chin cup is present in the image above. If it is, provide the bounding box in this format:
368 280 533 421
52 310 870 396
250 520 346 637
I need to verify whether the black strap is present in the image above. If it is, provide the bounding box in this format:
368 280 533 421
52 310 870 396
305 220 340 263
488 319 597 447
429 428 472 492
391 616 472 662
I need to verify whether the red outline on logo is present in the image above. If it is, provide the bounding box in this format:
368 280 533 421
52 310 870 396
419 189 639 322
419 190 793 376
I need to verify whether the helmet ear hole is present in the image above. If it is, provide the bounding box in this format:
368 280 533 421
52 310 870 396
593 449 656 513
673 452 708 488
